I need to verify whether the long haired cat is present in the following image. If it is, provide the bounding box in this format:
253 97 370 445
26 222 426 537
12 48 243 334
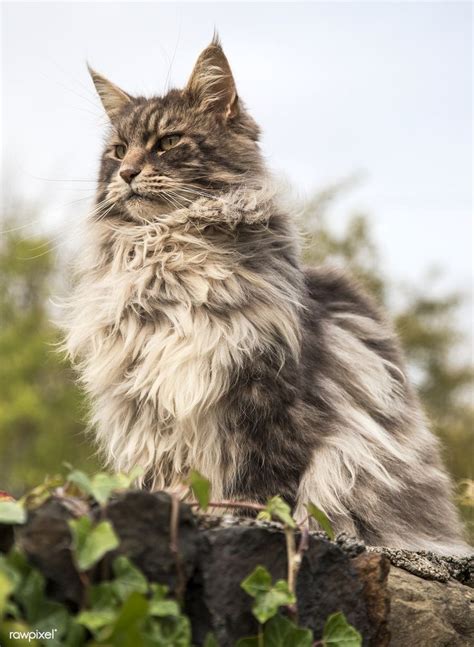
63 36 469 554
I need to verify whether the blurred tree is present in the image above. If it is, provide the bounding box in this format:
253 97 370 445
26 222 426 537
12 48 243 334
0 212 98 495
302 180 473 541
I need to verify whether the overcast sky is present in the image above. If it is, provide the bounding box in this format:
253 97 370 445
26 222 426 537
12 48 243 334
1 2 472 305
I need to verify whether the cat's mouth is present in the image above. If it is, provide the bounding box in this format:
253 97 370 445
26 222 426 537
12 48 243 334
123 188 175 220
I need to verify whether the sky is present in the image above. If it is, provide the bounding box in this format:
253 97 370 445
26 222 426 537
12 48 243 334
1 2 472 307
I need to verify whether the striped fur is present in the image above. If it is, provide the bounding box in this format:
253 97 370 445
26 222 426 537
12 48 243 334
62 39 470 555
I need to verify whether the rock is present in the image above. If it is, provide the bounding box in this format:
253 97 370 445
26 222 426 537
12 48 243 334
4 494 473 646
105 491 198 597
186 525 378 646
388 566 474 647
369 546 474 585
352 553 391 647
0 523 14 553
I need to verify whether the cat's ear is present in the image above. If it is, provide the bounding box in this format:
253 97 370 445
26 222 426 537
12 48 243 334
88 65 132 122
186 35 239 119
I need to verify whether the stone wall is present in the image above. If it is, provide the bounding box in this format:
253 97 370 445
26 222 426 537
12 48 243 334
1 491 473 646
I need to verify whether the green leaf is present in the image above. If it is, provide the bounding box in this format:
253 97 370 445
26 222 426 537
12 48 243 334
63 621 87 647
235 638 259 647
251 580 296 624
69 517 119 571
149 599 181 617
89 581 118 610
265 496 296 528
322 612 362 647
89 473 133 506
241 566 295 624
306 502 335 540
107 591 149 646
0 501 26 525
203 633 220 647
15 568 45 623
147 581 180 617
264 614 313 646
188 470 211 511
241 565 272 597
111 556 148 601
68 469 143 505
257 510 272 522
76 608 118 633
0 570 14 617
67 470 94 498
20 475 64 511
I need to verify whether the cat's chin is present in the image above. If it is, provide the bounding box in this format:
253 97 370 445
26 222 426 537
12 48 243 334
124 194 176 222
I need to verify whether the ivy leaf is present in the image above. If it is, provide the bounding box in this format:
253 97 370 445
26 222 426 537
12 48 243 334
241 566 295 624
203 633 220 647
264 614 313 647
89 582 118 610
188 470 211 511
20 475 64 511
111 556 148 601
107 591 149 647
67 470 94 498
76 608 118 634
0 570 14 617
235 638 259 647
265 496 296 528
252 580 296 624
69 517 119 571
15 568 45 623
0 501 26 525
256 510 272 522
241 565 272 597
89 473 130 506
306 502 334 540
322 612 362 647
149 598 181 617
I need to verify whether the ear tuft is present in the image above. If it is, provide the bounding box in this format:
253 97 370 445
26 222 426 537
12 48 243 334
87 64 132 122
186 38 238 118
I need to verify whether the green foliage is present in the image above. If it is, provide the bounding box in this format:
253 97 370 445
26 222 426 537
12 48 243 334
306 503 334 540
0 550 84 646
0 500 26 524
67 469 141 506
241 566 295 624
322 611 362 646
69 517 119 572
187 470 211 511
236 614 313 646
0 218 98 495
0 549 191 647
257 496 296 528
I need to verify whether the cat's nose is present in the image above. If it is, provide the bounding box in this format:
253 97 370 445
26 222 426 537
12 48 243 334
120 165 141 185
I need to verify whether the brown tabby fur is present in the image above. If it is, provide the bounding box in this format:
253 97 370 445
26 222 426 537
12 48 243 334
62 37 470 554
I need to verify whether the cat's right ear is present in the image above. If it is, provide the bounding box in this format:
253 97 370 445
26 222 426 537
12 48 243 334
88 65 132 122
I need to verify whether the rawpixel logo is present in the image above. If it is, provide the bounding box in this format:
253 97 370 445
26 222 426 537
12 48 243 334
9 628 58 642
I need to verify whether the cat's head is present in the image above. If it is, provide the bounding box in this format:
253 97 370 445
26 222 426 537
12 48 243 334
90 36 263 222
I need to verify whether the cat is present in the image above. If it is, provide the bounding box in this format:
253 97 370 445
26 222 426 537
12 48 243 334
63 36 470 555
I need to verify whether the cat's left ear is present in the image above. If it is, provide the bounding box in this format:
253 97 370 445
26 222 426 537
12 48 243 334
88 65 132 122
186 36 239 119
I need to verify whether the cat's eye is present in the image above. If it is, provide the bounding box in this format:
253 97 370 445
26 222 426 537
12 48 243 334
114 144 127 159
159 134 182 152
